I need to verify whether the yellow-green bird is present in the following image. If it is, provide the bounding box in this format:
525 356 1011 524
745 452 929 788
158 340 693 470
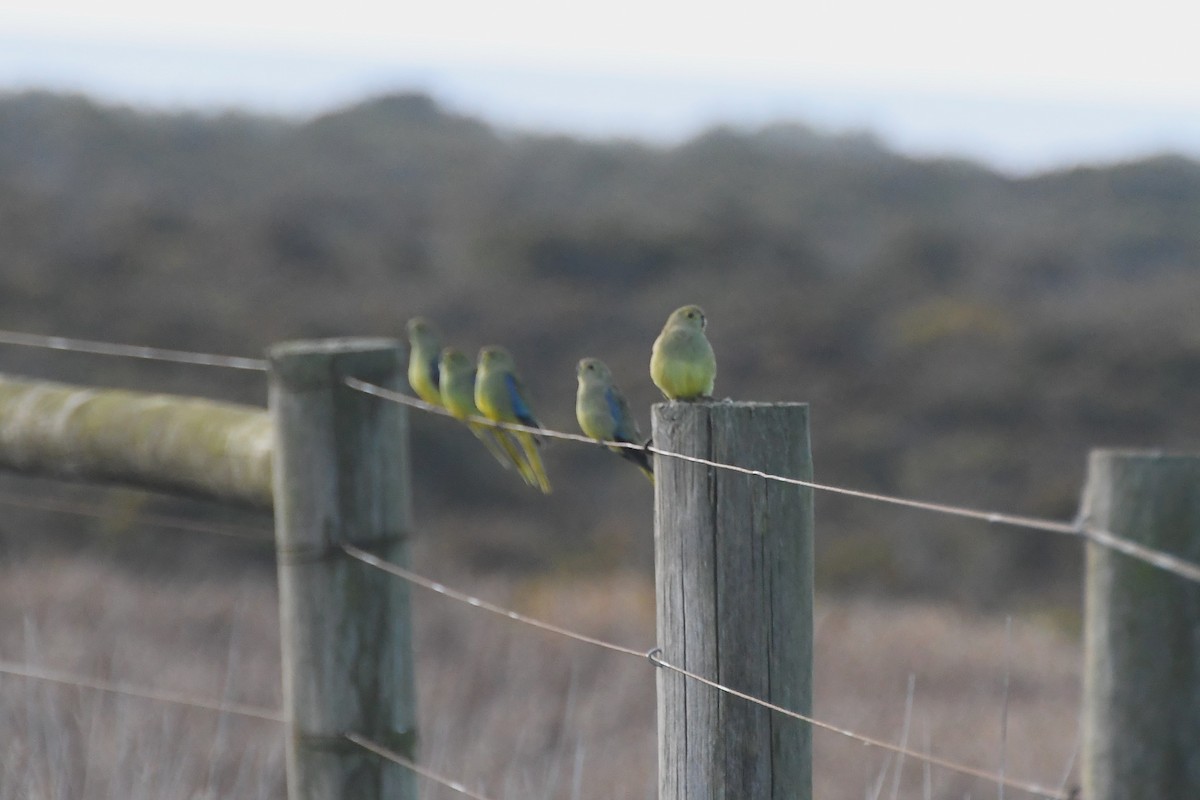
406 317 444 406
475 346 552 494
650 305 716 401
439 347 541 487
575 358 653 483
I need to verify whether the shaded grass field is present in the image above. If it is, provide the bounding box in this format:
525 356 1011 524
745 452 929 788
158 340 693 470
1 509 1081 799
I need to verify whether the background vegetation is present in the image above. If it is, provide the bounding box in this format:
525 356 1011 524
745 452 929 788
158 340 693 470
1 508 1081 799
2 89 1198 604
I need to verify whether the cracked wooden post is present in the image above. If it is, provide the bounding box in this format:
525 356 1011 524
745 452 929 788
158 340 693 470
269 338 417 800
653 401 814 799
1080 450 1200 800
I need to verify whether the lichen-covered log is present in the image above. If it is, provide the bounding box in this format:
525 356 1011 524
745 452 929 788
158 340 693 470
0 373 272 507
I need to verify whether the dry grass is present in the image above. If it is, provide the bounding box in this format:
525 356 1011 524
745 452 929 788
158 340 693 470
0 513 1081 800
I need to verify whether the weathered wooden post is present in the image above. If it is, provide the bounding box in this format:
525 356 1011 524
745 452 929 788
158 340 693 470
1080 450 1200 800
269 338 417 800
653 401 814 799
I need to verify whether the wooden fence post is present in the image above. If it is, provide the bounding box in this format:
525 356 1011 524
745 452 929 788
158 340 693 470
653 401 814 800
1080 450 1200 800
268 338 417 800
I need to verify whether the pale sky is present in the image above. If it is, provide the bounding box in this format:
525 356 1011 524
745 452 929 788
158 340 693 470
3 0 1200 171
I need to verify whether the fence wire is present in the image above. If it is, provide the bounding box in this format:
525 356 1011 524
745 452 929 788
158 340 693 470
0 650 498 800
345 376 1200 584
0 490 271 543
0 328 268 371
343 544 1071 799
0 658 284 722
0 511 1072 800
0 480 1082 799
347 733 497 800
1 325 1196 583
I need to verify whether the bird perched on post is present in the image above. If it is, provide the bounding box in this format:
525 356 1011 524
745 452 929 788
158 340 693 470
406 317 444 406
475 346 552 494
650 305 716 401
575 358 654 483
440 347 541 488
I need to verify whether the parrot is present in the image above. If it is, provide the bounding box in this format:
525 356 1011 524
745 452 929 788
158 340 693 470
650 304 716 401
575 357 654 483
406 317 444 406
475 346 552 494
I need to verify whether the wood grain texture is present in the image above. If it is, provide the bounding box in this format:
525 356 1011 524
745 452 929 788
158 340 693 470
0 373 272 506
1081 450 1200 800
269 338 417 800
653 401 813 800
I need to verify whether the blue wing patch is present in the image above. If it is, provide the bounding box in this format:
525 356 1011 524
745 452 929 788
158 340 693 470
504 373 538 428
604 387 623 427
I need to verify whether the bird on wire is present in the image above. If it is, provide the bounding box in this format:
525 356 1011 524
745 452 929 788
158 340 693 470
475 346 552 494
406 317 444 406
575 357 654 483
650 304 716 401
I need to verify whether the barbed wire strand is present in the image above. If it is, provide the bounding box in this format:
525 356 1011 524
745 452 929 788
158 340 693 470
0 490 271 543
345 377 1200 585
346 733 496 800
0 658 284 722
343 543 1067 799
0 328 268 371
1 327 1194 583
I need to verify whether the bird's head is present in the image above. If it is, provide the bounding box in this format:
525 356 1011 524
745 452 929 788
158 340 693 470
667 304 707 330
478 346 515 371
440 347 472 374
577 357 612 383
406 317 440 347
